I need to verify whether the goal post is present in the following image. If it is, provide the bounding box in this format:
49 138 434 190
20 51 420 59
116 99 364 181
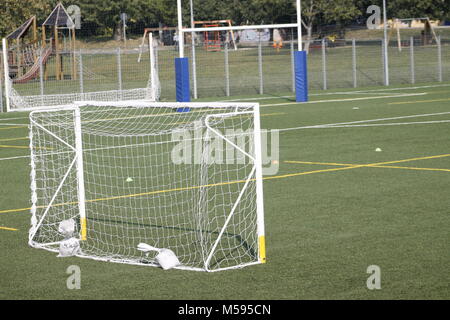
29 101 265 271
175 0 308 102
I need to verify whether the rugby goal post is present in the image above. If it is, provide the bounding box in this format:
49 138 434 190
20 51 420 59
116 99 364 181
29 101 265 271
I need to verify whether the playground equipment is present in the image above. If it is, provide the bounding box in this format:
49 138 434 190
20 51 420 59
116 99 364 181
6 16 39 82
5 3 77 84
41 2 77 80
388 17 439 51
194 20 237 51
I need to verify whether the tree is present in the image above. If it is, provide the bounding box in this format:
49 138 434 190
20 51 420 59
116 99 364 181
301 0 360 52
0 0 51 38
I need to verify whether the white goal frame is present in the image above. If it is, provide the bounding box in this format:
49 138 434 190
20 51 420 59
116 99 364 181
29 101 265 272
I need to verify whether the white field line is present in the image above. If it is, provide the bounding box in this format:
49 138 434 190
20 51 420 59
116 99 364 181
307 119 450 128
262 93 427 108
0 123 29 126
0 117 31 121
221 83 450 102
0 155 30 161
277 111 450 132
2 111 449 162
1 98 449 161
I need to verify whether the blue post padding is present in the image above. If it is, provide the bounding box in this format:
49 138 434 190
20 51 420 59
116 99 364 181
175 57 191 103
294 51 308 102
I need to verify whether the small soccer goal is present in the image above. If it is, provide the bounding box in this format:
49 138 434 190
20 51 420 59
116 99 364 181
28 101 265 271
2 32 160 112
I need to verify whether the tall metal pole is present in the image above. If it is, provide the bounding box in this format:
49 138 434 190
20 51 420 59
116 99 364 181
2 38 11 112
177 0 184 58
296 0 302 51
383 0 389 86
189 0 198 99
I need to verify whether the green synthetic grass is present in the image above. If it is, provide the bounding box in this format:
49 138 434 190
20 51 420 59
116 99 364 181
1 82 450 299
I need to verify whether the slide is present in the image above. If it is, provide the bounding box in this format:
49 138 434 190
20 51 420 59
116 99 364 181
12 48 52 84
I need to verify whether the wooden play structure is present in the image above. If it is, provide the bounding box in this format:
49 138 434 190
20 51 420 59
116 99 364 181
194 20 237 51
388 17 439 51
6 16 39 81
41 2 77 81
5 3 77 84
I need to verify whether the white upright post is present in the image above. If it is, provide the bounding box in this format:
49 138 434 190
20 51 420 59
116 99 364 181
352 39 357 88
224 43 230 96
117 47 123 98
296 0 302 51
437 35 442 82
177 0 184 58
189 0 198 99
0 65 3 112
382 0 389 86
258 38 264 95
290 40 295 92
79 49 84 96
148 33 157 100
2 38 11 112
322 38 327 90
39 48 44 104
253 103 266 264
74 107 87 241
410 36 415 84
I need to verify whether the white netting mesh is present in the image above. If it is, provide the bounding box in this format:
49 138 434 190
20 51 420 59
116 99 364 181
5 45 160 111
29 102 263 271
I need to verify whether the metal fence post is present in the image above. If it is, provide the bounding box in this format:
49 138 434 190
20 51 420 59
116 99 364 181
0 62 3 112
352 39 357 88
410 37 415 84
117 47 123 96
437 36 442 82
39 48 44 105
290 40 295 92
258 38 263 95
78 49 84 96
191 33 198 99
381 40 386 86
224 42 230 97
322 39 327 90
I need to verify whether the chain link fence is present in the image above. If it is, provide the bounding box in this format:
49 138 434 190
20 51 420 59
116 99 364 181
1 35 449 111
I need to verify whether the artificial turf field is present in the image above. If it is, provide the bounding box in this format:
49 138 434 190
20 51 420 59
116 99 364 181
0 82 449 299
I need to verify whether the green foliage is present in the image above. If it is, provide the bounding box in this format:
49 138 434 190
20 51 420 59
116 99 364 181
0 0 51 38
0 0 448 40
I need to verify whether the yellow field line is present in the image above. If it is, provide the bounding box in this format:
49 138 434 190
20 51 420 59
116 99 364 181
285 160 450 172
0 137 28 142
0 144 50 150
285 160 355 166
0 126 27 131
0 207 31 214
373 165 450 173
1 153 449 215
0 144 30 149
0 226 18 231
388 98 450 105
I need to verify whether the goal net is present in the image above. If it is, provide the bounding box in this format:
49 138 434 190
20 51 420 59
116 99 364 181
2 36 160 112
29 101 265 271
